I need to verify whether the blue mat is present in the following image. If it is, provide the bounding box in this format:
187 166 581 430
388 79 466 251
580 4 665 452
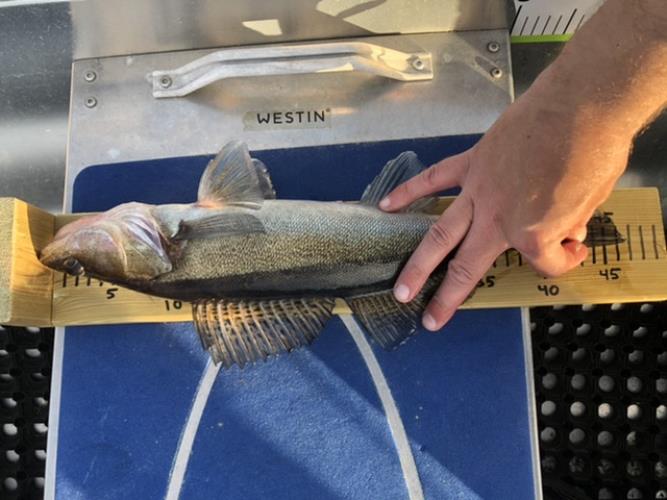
50 137 537 500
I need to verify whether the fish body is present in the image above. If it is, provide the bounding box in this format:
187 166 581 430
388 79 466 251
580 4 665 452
141 200 434 301
41 142 443 367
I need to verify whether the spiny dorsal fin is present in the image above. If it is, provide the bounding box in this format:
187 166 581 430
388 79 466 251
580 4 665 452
192 297 336 368
346 273 444 350
172 212 265 240
197 141 275 209
361 151 437 213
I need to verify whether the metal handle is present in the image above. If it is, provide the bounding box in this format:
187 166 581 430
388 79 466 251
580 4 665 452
151 42 433 98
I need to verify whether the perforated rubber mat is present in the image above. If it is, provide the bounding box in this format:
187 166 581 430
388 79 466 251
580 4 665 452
533 303 667 500
0 325 51 499
2 302 667 499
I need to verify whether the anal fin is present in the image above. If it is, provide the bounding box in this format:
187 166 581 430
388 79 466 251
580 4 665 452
346 274 443 350
192 297 336 368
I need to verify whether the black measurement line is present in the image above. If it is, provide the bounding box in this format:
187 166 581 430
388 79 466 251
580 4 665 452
639 225 646 260
520 16 529 36
541 15 552 35
99 281 104 287
652 225 659 259
86 276 92 286
615 238 621 262
575 14 586 31
562 8 578 34
74 275 80 287
505 251 510 267
510 5 523 33
591 235 597 264
552 15 563 34
530 16 541 36
518 253 523 266
62 273 67 288
627 224 633 260
601 225 608 265
492 258 497 268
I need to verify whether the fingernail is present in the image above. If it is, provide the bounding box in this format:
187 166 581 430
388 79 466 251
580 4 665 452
394 284 410 302
422 313 437 331
379 197 391 210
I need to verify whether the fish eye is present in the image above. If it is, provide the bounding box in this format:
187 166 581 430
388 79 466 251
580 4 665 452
62 257 84 276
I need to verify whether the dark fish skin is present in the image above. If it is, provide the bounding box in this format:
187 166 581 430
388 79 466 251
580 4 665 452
126 200 436 301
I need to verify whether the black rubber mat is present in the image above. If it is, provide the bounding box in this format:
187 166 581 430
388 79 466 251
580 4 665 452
2 302 666 499
0 325 51 499
533 302 667 500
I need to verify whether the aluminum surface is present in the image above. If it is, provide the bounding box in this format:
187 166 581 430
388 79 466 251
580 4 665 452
69 0 512 60
152 42 433 98
65 30 513 206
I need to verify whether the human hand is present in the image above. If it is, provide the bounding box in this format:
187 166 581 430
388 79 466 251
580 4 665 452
379 76 632 331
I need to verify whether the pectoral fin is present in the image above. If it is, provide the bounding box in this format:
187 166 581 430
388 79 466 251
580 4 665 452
193 297 336 368
173 213 265 240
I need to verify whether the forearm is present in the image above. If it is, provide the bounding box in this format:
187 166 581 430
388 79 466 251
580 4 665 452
527 0 667 140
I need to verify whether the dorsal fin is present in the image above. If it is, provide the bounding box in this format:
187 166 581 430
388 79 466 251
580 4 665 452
360 151 437 213
197 141 275 209
192 297 336 368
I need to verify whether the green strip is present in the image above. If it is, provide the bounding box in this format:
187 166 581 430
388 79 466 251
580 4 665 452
511 34 572 44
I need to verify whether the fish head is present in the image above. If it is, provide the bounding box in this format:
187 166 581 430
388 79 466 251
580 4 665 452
40 202 174 282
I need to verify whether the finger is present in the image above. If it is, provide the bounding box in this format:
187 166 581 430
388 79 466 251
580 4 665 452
421 224 506 331
529 239 589 278
379 152 469 212
393 195 473 303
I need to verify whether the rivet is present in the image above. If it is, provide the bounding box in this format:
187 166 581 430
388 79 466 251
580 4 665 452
160 76 173 88
84 97 97 108
487 41 500 53
490 67 503 79
411 58 425 71
84 71 97 82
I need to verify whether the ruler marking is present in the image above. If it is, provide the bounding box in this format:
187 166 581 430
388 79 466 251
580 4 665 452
520 16 529 36
541 15 552 36
591 233 597 264
552 15 563 35
530 16 541 36
510 5 523 33
518 252 523 266
492 258 497 268
86 276 92 287
575 13 586 31
74 275 80 287
639 225 646 260
505 251 510 267
627 224 633 260
562 8 578 34
601 226 608 265
615 238 620 262
652 225 659 259
62 273 67 288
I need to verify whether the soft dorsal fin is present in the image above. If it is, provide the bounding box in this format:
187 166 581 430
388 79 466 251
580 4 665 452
197 141 276 209
361 151 437 213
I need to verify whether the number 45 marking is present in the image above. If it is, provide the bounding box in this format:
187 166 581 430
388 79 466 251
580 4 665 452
599 267 622 280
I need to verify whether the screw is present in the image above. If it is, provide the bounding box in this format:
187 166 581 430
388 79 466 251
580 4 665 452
490 67 503 79
84 71 97 82
84 97 97 108
411 58 425 71
160 76 172 88
487 41 500 53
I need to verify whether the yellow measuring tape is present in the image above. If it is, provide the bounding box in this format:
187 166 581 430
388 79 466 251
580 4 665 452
48 188 667 327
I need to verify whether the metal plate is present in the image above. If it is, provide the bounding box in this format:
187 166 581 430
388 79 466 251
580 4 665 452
66 30 512 207
69 0 512 59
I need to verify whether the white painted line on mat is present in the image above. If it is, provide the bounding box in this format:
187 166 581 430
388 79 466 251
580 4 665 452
44 327 65 500
165 358 221 500
341 314 425 500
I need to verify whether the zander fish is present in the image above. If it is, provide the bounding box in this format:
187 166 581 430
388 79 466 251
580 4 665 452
39 141 623 368
40 141 446 368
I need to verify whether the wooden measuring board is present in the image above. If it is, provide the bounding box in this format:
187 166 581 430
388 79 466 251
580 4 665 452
44 188 667 327
511 0 604 42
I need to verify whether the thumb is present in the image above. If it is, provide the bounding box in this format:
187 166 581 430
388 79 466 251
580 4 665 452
530 240 588 278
